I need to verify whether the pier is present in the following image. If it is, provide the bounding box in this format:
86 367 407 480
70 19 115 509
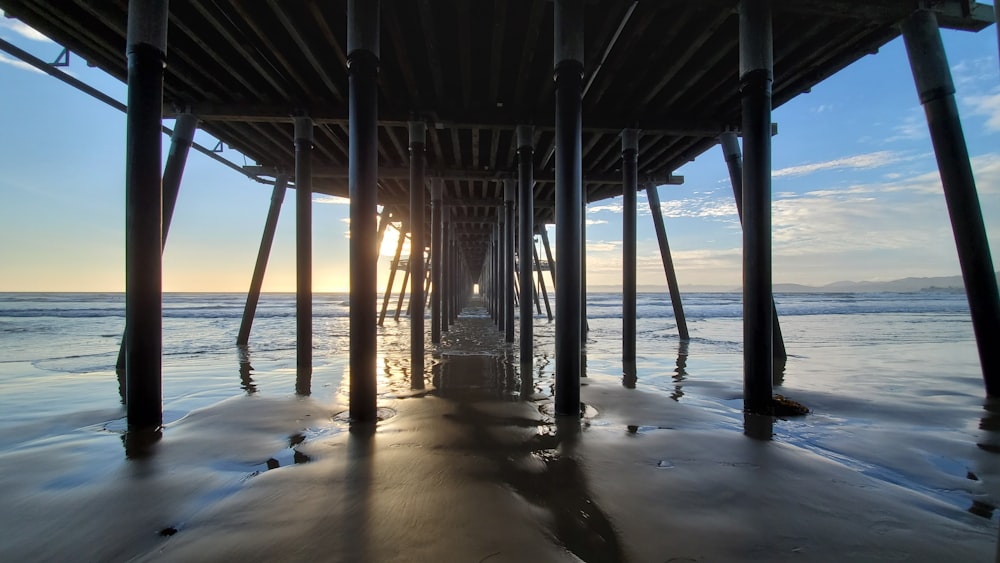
7 3 1000 559
1 0 998 448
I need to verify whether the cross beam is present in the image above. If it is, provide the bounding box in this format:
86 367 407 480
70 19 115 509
244 165 683 186
166 103 738 138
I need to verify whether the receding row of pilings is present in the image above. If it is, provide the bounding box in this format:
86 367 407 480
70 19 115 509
118 0 1000 433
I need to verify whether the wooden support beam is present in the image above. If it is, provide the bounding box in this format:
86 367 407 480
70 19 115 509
267 0 343 102
184 2 284 99
487 0 508 106
512 0 547 111
417 0 447 104
637 8 731 109
164 103 741 138
384 6 422 108
244 165 683 186
471 128 481 169
781 0 993 31
456 0 473 109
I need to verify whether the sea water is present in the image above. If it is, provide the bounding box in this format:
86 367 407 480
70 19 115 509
0 291 995 525
0 290 983 420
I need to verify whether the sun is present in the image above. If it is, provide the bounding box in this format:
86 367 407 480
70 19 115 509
379 228 411 258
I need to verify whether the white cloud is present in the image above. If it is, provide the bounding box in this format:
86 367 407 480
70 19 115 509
971 153 1000 195
586 240 621 253
872 154 1000 197
588 203 623 214
669 247 742 268
0 52 43 74
606 248 745 287
773 151 901 178
772 194 910 256
314 195 350 205
964 91 1000 132
948 53 1000 135
587 192 727 220
0 17 52 43
651 196 738 221
769 152 1000 258
952 57 997 89
885 109 928 143
592 153 1000 286
801 185 875 198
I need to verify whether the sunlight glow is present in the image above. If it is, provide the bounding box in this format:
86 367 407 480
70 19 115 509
379 229 411 258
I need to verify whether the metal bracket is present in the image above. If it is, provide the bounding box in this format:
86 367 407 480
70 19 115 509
51 47 69 67
212 140 224 153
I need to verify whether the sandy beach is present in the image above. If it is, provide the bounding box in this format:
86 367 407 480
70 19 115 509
1 298 998 562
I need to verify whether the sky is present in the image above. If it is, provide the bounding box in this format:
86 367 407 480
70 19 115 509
1 12 999 293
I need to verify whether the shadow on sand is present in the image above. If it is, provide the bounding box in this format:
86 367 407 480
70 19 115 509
432 353 625 562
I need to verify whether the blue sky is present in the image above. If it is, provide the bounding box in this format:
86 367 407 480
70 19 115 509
1 13 998 292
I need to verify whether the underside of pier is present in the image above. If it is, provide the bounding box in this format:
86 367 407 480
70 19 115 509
0 0 990 256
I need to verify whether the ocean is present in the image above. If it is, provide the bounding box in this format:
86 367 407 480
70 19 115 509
0 291 996 560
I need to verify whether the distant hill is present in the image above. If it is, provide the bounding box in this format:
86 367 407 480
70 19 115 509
815 275 964 293
590 273 999 294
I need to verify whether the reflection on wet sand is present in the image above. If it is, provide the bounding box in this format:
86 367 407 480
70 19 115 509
520 360 534 398
381 353 433 397
772 354 787 387
973 400 1000 563
237 345 257 395
433 353 625 561
295 374 311 396
622 342 687 397
409 365 425 390
122 427 161 459
976 398 1000 448
342 424 374 562
622 361 636 389
672 341 689 401
116 365 126 404
743 411 774 440
260 433 313 470
432 353 521 401
975 400 1000 530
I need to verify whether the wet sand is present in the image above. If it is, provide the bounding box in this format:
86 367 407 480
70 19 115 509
1 305 998 561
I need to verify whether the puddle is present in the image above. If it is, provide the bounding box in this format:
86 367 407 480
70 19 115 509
331 407 396 424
